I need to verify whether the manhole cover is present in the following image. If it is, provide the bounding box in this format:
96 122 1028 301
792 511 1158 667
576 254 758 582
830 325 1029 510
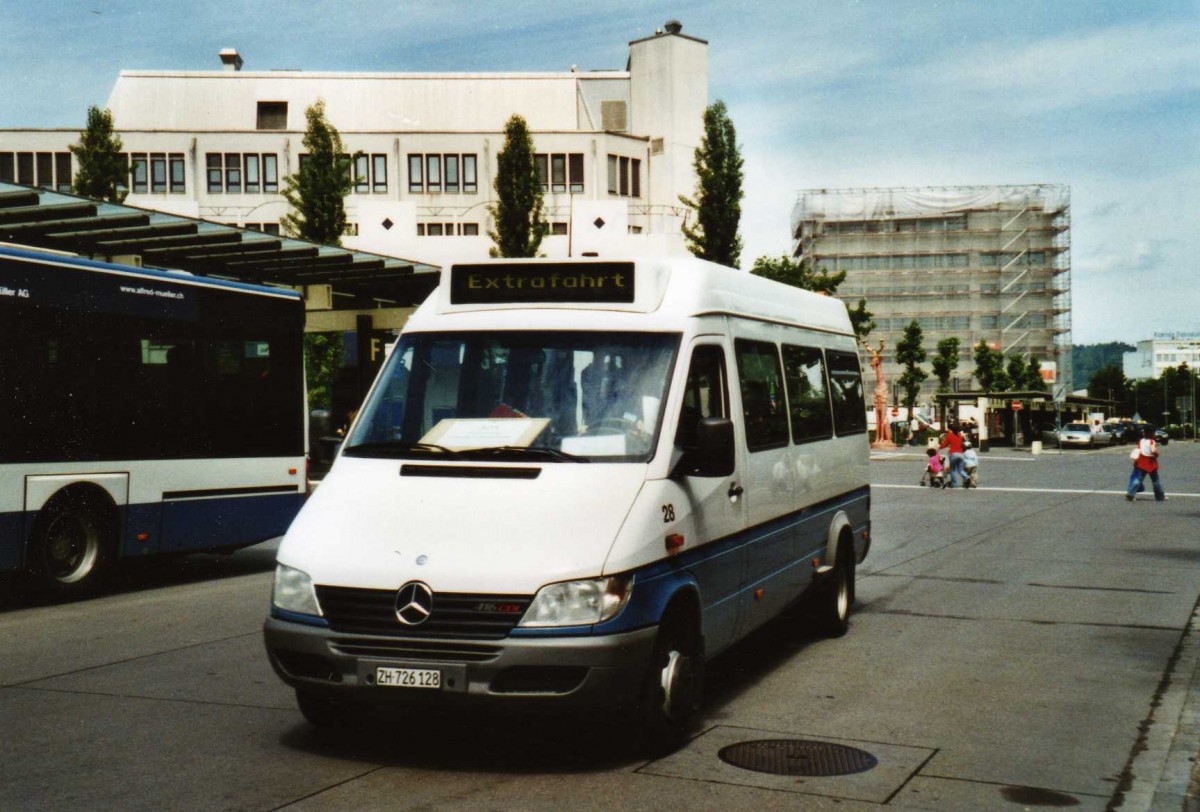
718 739 878 777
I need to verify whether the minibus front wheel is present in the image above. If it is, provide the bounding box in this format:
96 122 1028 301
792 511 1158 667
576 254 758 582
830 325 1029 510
636 604 703 754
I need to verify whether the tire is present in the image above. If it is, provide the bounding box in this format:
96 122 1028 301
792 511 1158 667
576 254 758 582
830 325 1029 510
28 493 114 597
815 548 852 638
635 609 703 755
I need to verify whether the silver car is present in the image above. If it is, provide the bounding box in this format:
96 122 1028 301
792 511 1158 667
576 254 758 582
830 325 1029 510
1058 422 1108 447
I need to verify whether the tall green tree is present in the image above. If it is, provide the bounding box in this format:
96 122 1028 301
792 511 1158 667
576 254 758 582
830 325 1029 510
1025 357 1048 392
973 341 1012 391
680 100 743 267
847 299 875 342
750 254 845 293
70 106 127 202
1006 353 1030 390
281 100 356 246
931 337 961 393
304 333 344 410
895 321 928 411
488 114 547 258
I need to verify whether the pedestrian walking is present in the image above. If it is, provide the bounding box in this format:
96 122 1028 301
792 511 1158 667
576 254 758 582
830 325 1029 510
1125 426 1166 502
963 441 979 488
938 422 967 488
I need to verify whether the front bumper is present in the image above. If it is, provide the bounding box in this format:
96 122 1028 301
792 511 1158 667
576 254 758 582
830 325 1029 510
263 616 658 710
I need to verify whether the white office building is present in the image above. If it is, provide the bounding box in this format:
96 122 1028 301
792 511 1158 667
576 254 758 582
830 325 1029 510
1124 335 1200 381
0 21 707 269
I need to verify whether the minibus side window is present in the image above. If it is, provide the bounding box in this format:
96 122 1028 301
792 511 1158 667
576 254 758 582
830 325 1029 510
734 339 789 451
782 344 833 443
826 349 868 435
675 345 729 448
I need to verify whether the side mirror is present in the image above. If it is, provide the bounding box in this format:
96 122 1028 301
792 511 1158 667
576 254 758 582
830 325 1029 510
672 417 735 479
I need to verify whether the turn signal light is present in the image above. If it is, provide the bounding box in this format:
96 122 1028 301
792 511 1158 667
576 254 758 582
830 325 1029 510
665 533 685 555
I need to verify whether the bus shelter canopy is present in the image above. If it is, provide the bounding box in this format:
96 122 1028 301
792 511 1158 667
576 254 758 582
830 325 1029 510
0 183 440 311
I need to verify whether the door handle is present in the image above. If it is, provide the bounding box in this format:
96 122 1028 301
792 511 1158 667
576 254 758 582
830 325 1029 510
727 482 744 499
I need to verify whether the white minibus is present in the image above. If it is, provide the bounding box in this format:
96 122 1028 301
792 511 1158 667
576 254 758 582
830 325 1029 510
264 257 870 748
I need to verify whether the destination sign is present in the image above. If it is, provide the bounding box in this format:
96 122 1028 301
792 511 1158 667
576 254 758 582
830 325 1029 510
449 262 635 305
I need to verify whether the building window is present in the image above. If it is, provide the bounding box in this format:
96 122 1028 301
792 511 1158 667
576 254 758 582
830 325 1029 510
354 154 369 193
131 154 148 194
463 154 477 194
372 154 387 193
206 153 277 194
244 154 260 193
257 102 288 131
169 154 185 193
427 223 444 236
535 153 584 194
16 152 33 185
343 223 359 237
607 154 640 198
569 153 584 193
408 155 423 192
408 153 477 194
14 151 73 191
244 222 281 235
550 222 568 236
426 155 441 193
224 153 242 193
55 153 73 191
460 222 479 236
150 154 167 193
551 154 566 193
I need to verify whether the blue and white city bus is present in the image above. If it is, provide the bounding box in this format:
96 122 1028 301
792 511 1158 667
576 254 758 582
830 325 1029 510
0 244 307 596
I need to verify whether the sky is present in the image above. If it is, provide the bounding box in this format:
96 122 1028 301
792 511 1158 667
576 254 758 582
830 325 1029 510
1 0 1196 345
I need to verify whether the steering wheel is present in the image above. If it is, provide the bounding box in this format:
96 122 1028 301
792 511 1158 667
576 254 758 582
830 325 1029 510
589 417 639 435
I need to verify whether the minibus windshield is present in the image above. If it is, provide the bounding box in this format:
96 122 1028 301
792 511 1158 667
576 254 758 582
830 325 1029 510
344 331 680 462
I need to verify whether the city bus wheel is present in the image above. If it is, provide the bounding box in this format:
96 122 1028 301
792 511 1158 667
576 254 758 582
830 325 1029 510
815 550 852 638
635 609 704 756
29 494 114 597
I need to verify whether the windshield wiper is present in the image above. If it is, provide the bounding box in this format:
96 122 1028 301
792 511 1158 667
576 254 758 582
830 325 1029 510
467 445 590 463
341 440 461 458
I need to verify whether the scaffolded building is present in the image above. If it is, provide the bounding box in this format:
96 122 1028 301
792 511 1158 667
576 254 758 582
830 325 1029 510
792 184 1072 400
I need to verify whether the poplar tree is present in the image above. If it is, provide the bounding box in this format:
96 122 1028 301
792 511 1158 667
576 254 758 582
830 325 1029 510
70 106 127 202
973 341 1012 391
489 114 547 258
281 100 355 246
680 101 743 267
896 321 928 411
931 337 961 393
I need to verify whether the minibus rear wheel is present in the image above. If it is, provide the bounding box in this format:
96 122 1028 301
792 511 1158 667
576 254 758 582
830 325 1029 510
815 545 852 638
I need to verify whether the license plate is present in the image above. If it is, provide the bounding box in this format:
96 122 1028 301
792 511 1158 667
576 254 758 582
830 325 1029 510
375 666 441 689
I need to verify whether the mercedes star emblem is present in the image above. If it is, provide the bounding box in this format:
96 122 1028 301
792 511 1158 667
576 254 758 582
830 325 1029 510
394 581 434 626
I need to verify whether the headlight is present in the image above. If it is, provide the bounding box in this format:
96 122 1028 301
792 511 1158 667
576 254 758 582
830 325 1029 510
518 575 632 628
272 564 322 617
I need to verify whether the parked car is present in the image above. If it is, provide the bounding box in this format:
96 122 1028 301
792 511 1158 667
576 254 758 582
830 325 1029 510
1037 422 1062 447
1058 422 1099 448
1105 423 1135 444
1127 423 1170 446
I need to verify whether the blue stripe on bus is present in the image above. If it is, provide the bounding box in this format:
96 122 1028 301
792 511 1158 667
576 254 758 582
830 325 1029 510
509 485 870 639
0 491 305 572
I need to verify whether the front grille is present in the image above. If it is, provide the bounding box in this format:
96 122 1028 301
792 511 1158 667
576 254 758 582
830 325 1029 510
316 586 532 639
330 638 502 663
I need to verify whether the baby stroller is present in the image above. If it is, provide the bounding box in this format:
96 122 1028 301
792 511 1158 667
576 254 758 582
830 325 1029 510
920 450 948 489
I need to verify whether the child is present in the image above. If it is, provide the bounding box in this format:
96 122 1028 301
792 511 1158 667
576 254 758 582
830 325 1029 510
923 447 947 488
963 441 979 488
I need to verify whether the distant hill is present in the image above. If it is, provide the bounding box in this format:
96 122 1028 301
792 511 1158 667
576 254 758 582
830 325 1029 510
1073 342 1135 387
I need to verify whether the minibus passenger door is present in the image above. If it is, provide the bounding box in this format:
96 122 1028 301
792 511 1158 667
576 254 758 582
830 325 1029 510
671 341 747 654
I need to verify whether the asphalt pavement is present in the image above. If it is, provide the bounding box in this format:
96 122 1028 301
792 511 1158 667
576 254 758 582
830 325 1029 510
1 440 1198 811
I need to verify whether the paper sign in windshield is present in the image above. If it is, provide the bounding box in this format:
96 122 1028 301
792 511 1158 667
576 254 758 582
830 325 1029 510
421 418 550 450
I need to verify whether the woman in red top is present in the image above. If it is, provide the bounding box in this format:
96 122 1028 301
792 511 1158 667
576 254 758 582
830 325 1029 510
939 424 967 488
1126 427 1166 501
